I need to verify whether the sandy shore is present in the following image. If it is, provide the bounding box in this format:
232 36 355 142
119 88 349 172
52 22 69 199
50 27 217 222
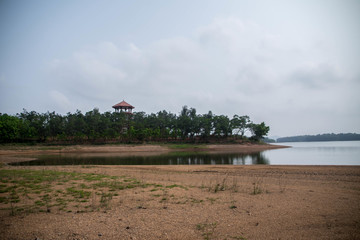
0 144 359 239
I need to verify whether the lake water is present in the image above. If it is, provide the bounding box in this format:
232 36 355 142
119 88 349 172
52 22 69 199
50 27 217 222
265 141 360 165
11 141 360 166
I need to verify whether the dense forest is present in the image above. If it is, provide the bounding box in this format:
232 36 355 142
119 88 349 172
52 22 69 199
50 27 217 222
276 133 360 143
0 106 269 144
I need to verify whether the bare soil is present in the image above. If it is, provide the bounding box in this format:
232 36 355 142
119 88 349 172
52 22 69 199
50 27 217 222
0 144 359 240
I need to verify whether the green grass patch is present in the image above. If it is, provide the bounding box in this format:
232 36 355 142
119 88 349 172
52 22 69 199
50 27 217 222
167 144 206 149
0 169 146 215
66 187 91 199
196 222 218 240
166 184 187 190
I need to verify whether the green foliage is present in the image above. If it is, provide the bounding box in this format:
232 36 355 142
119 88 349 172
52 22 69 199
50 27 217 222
0 114 22 142
0 107 270 143
231 115 251 136
213 115 231 137
249 122 270 141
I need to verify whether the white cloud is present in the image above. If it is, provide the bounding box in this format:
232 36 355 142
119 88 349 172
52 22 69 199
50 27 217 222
47 17 359 136
288 63 340 89
49 90 72 112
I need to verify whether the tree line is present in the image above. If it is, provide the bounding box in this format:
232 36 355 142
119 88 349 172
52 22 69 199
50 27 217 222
276 133 360 143
0 106 270 144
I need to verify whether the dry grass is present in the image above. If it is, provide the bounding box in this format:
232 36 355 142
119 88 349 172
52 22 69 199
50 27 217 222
0 165 359 239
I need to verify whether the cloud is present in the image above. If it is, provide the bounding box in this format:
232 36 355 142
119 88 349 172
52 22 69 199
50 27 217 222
49 90 72 112
47 17 359 136
288 63 340 89
49 42 131 102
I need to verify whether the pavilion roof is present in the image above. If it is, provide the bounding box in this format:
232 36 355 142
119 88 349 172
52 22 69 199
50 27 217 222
112 100 135 109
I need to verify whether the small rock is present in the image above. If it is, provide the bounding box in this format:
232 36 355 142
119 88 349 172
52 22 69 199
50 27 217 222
126 226 130 230
98 233 103 237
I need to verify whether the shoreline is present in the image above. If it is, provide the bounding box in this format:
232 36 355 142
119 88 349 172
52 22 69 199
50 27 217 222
0 143 289 164
1 144 359 239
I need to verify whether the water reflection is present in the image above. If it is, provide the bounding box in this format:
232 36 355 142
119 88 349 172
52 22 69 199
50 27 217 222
11 151 269 166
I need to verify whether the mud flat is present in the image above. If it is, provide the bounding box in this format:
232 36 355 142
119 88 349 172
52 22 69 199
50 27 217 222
0 162 359 239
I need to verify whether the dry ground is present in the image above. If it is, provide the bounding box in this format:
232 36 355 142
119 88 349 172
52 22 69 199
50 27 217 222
0 144 359 240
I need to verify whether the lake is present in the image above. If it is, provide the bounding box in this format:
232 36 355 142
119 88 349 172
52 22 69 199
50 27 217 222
265 141 360 165
11 141 360 166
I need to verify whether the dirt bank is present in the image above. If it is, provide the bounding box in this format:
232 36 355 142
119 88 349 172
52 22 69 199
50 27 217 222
1 164 359 240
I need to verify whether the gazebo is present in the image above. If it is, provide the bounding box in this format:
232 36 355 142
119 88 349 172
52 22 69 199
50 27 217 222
112 100 135 113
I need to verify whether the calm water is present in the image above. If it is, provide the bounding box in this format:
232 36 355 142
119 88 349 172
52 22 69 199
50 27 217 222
11 141 360 166
11 152 269 166
265 141 360 165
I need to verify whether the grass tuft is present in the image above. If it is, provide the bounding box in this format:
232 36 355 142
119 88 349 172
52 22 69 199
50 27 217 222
196 222 218 240
0 169 145 215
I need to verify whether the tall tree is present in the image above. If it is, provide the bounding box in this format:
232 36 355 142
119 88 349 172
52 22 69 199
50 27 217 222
18 109 47 141
0 114 21 142
199 111 214 138
0 106 269 143
231 115 251 137
178 106 192 139
249 122 270 141
213 115 231 137
45 111 64 139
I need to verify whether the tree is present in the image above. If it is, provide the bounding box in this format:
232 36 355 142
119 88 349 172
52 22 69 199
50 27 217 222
213 115 231 137
156 110 176 139
110 111 127 137
18 109 47 141
231 115 251 137
45 111 65 139
0 114 21 142
249 122 270 141
0 106 270 144
177 106 192 139
199 111 214 139
65 110 86 140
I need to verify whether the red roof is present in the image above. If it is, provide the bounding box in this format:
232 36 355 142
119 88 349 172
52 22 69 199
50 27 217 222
112 100 134 109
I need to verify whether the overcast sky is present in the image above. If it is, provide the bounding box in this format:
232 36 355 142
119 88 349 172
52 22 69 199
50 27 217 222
1 0 359 137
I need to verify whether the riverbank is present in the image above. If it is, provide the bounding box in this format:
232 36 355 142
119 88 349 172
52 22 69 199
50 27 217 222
0 143 288 164
0 164 359 239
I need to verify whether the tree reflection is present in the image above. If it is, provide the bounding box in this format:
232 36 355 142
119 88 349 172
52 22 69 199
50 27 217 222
11 151 270 166
250 152 269 165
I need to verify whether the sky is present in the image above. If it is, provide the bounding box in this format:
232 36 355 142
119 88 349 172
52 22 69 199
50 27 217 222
1 0 359 138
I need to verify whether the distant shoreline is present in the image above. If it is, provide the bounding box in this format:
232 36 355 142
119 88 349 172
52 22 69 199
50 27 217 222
276 139 360 143
276 133 360 143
